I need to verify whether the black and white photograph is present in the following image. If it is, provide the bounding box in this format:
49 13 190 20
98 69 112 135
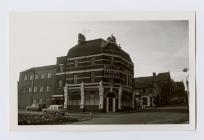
9 12 195 130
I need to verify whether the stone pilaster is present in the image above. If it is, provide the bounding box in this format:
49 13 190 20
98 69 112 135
80 81 85 109
118 85 122 110
64 83 68 108
132 93 135 109
98 81 104 109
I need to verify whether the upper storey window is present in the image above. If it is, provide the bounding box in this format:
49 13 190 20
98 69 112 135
40 86 44 92
75 60 78 68
35 74 38 80
58 80 63 88
73 75 77 84
34 86 38 92
59 64 64 72
41 73 45 79
48 73 52 78
30 75 34 80
91 57 95 65
28 87 32 93
24 75 28 80
111 56 114 64
91 72 95 83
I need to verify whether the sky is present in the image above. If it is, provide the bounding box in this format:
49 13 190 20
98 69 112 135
10 13 189 84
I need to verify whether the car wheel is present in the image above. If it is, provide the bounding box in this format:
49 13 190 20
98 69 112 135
55 112 60 116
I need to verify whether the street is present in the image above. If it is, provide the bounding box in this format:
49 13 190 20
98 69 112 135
18 105 189 125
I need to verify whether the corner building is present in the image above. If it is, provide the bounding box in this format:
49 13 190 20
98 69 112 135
55 34 134 112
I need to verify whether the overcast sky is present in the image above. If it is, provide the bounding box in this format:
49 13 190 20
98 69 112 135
10 13 189 83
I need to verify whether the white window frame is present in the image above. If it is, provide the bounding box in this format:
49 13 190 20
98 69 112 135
39 99 43 104
45 99 49 105
73 75 77 84
75 60 78 68
46 85 50 92
30 75 34 80
34 86 38 92
35 74 38 79
41 73 45 79
24 75 28 80
48 73 52 78
59 80 63 88
40 86 43 92
59 64 64 72
28 87 32 93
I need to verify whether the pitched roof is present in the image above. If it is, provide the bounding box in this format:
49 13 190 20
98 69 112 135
67 38 132 62
67 38 107 58
134 76 155 88
22 65 56 73
134 72 171 89
156 72 171 81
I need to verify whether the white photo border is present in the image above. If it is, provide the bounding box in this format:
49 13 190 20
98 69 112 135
9 11 196 131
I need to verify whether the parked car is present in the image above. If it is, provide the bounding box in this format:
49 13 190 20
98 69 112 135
42 105 67 116
26 104 41 111
171 97 185 104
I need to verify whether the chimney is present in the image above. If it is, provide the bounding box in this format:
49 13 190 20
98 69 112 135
78 33 86 44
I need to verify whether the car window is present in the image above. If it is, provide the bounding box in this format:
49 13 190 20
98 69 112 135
50 106 54 109
58 106 63 109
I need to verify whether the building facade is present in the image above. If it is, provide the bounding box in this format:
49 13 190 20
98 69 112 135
133 72 174 108
171 81 187 104
133 73 160 108
18 33 134 112
18 65 56 110
55 34 134 112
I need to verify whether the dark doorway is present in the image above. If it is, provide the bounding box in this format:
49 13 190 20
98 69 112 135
109 98 113 112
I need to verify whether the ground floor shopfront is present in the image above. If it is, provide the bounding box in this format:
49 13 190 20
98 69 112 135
56 81 136 112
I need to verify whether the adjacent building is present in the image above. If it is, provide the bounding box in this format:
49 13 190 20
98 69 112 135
171 81 187 104
133 73 160 108
18 65 56 110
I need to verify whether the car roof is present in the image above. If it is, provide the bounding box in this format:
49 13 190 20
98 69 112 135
50 105 63 107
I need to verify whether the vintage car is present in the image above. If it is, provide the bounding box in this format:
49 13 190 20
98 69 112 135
42 105 67 116
26 104 41 111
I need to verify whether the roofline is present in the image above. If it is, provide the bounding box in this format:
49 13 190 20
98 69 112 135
21 64 56 73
